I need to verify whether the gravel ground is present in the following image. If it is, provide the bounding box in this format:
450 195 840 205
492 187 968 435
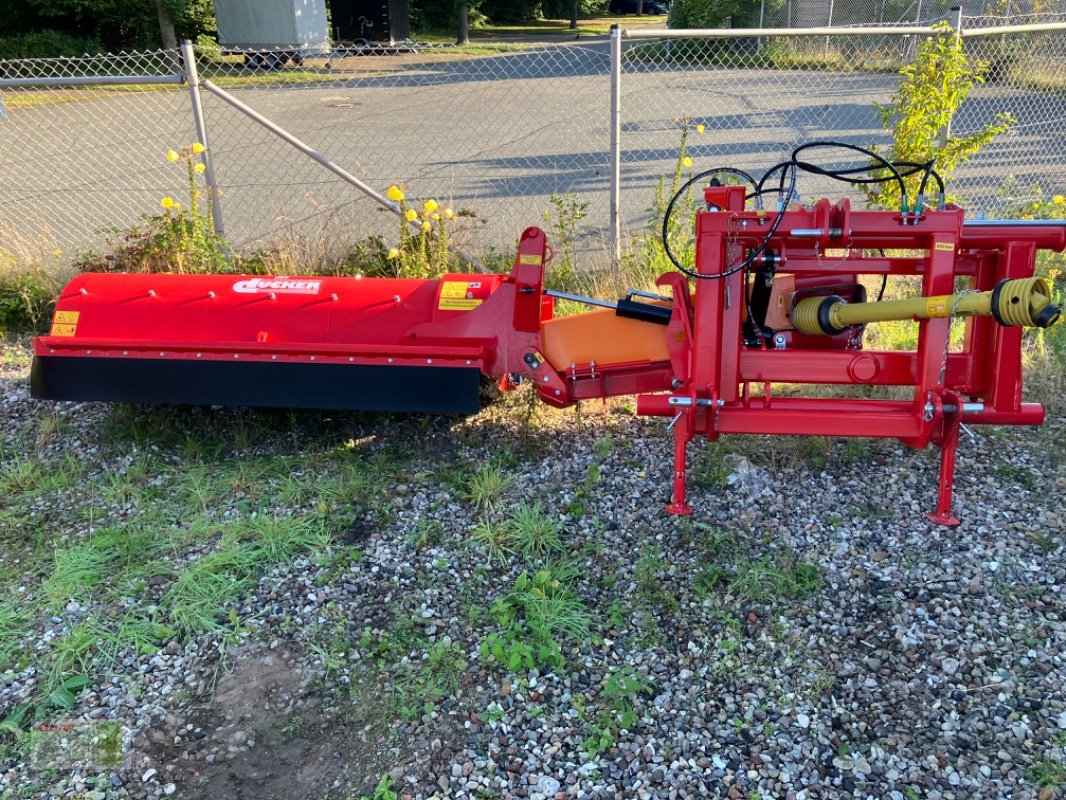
0 340 1064 800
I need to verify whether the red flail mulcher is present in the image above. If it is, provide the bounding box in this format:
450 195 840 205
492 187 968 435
32 165 1063 526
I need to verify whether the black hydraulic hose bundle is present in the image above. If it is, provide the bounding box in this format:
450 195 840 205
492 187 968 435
657 142 945 344
659 141 946 281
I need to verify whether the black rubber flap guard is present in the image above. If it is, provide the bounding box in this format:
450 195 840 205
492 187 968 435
31 356 481 414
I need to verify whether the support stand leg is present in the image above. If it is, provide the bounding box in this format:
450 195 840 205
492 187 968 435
927 411 961 527
665 425 692 516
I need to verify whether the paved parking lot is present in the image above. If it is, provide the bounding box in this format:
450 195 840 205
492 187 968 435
2 38 1064 264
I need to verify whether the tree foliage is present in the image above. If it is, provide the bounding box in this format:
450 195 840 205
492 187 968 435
411 0 486 31
668 0 743 29
479 0 544 23
0 0 215 54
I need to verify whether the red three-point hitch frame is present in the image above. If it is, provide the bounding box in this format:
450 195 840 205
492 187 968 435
628 185 1061 524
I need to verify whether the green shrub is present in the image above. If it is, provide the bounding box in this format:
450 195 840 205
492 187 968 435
411 0 487 30
0 267 58 334
195 33 224 63
871 22 1012 210
0 30 103 59
541 0 608 18
479 0 542 23
668 0 740 29
481 568 592 673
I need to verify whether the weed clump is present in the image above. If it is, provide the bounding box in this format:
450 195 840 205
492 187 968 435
76 142 228 275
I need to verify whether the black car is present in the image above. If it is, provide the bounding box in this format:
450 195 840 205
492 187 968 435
609 0 669 14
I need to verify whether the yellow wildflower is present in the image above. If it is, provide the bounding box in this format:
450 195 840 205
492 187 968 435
166 150 179 163
424 199 438 213
53 248 62 257
191 142 206 154
444 208 454 219
695 124 706 133
161 196 175 209
1054 195 1065 205
683 157 692 167
387 248 400 260
421 221 431 232
405 209 418 222
432 213 441 221
194 163 206 174
387 185 406 203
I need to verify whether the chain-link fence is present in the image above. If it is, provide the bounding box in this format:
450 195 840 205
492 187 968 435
0 51 192 265
745 0 1066 28
615 20 1066 244
195 41 615 263
2 17 1066 270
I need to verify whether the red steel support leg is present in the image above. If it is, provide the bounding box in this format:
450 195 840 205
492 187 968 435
927 407 962 527
666 422 693 516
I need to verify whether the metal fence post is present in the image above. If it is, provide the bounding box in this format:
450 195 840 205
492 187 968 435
939 6 964 150
610 24 623 273
180 39 226 243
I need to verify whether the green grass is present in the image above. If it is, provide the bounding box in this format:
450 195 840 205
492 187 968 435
179 464 226 513
164 515 330 633
635 544 679 612
163 546 257 633
206 69 338 88
245 515 332 563
994 463 1037 490
470 516 514 562
43 526 157 606
692 525 821 605
695 551 821 603
44 542 114 605
0 452 81 503
388 640 468 721
461 465 514 511
1028 754 1066 789
19 500 335 712
46 618 102 685
2 70 342 112
0 604 28 672
0 345 33 372
0 457 43 495
507 502 565 559
692 443 732 490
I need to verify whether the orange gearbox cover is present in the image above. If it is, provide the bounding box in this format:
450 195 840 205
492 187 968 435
540 308 670 371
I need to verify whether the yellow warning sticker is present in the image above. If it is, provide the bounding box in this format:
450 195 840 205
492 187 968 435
934 241 955 252
440 281 470 299
439 298 482 311
50 310 79 337
519 254 542 265
926 297 950 317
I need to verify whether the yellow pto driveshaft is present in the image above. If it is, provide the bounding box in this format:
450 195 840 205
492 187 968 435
792 277 1061 336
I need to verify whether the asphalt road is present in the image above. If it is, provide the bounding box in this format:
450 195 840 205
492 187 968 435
2 39 1064 266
